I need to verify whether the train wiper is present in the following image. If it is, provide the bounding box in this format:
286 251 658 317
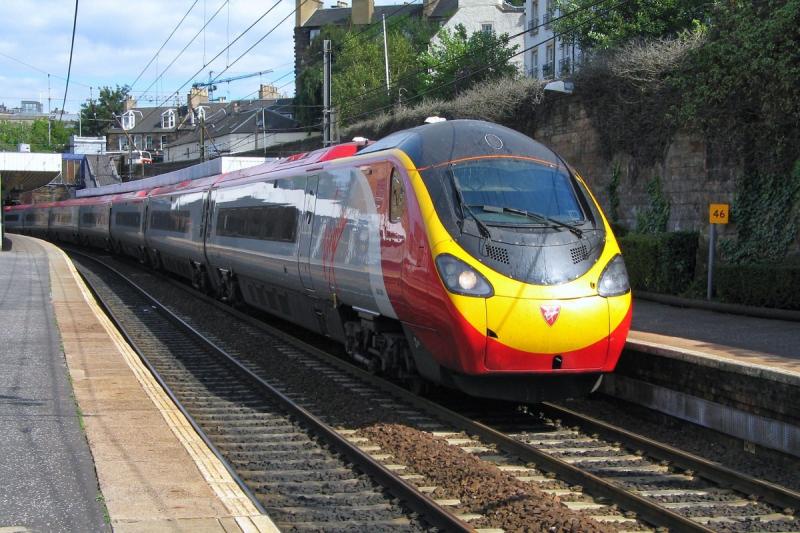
446 166 493 240
477 205 583 238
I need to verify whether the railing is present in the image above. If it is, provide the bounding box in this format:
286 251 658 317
528 16 539 36
542 62 555 79
527 67 539 79
543 12 553 29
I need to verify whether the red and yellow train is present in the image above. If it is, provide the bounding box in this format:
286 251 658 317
4 119 632 402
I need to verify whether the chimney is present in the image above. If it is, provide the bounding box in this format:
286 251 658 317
188 87 208 109
351 0 373 25
259 84 279 100
296 0 323 27
123 96 137 111
335 0 348 7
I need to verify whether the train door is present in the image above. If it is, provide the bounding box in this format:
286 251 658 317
297 174 318 292
375 164 409 320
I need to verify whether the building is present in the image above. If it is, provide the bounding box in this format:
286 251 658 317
294 0 526 77
106 88 217 161
163 99 306 162
107 85 300 163
523 0 581 79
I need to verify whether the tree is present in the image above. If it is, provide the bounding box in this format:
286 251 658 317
0 118 72 152
419 24 519 100
79 85 130 136
294 17 437 127
552 0 712 50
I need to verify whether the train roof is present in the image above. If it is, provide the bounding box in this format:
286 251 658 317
359 119 563 170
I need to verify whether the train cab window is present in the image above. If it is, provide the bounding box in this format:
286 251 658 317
389 169 405 222
4 214 19 222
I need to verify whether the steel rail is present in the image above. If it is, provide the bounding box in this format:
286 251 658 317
70 250 269 517
539 401 800 512
69 250 473 533
141 261 718 532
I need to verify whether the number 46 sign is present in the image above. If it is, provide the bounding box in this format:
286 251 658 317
709 203 729 224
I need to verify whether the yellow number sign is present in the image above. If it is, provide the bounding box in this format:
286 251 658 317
709 203 729 224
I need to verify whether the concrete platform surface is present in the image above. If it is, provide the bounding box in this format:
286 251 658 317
630 298 800 380
2 234 279 533
0 236 106 531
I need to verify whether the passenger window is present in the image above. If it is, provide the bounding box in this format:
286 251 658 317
389 170 405 222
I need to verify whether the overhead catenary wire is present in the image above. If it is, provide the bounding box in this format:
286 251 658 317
0 51 92 89
132 0 229 103
130 0 200 91
158 0 623 162
59 0 79 122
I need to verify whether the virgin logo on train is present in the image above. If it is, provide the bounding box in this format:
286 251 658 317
540 304 561 327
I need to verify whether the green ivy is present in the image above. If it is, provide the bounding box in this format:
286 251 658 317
636 175 670 234
721 160 800 264
606 162 622 225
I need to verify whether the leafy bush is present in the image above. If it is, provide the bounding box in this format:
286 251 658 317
619 231 699 294
716 264 800 310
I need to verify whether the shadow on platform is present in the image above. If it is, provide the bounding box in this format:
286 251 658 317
1 237 11 251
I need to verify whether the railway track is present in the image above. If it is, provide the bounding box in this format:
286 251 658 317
70 252 469 532
71 249 800 532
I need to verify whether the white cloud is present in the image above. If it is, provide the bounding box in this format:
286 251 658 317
0 0 298 112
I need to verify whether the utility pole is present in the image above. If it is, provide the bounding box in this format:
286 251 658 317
261 107 267 155
323 39 332 147
382 14 390 98
47 74 52 146
199 111 206 162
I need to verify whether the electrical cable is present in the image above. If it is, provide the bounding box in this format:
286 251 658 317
59 0 79 122
130 0 199 91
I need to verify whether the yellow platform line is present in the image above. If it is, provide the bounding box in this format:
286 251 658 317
56 247 279 532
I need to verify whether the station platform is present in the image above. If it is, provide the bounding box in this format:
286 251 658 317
631 298 800 373
0 234 278 533
604 297 800 458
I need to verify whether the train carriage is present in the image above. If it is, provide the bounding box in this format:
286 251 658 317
3 206 25 234
109 191 149 261
78 197 112 249
49 201 81 244
3 120 632 402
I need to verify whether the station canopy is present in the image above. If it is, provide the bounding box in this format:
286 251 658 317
0 152 62 192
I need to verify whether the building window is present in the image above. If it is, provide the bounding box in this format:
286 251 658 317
530 1 539 33
309 28 320 41
196 106 206 120
145 135 153 149
481 23 493 34
160 135 167 150
161 109 175 129
529 48 539 78
133 135 141 149
543 43 555 78
121 110 136 130
118 136 126 151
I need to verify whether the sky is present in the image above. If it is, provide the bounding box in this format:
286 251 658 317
0 0 305 114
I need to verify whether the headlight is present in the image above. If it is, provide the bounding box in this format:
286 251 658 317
598 254 630 297
435 254 494 297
